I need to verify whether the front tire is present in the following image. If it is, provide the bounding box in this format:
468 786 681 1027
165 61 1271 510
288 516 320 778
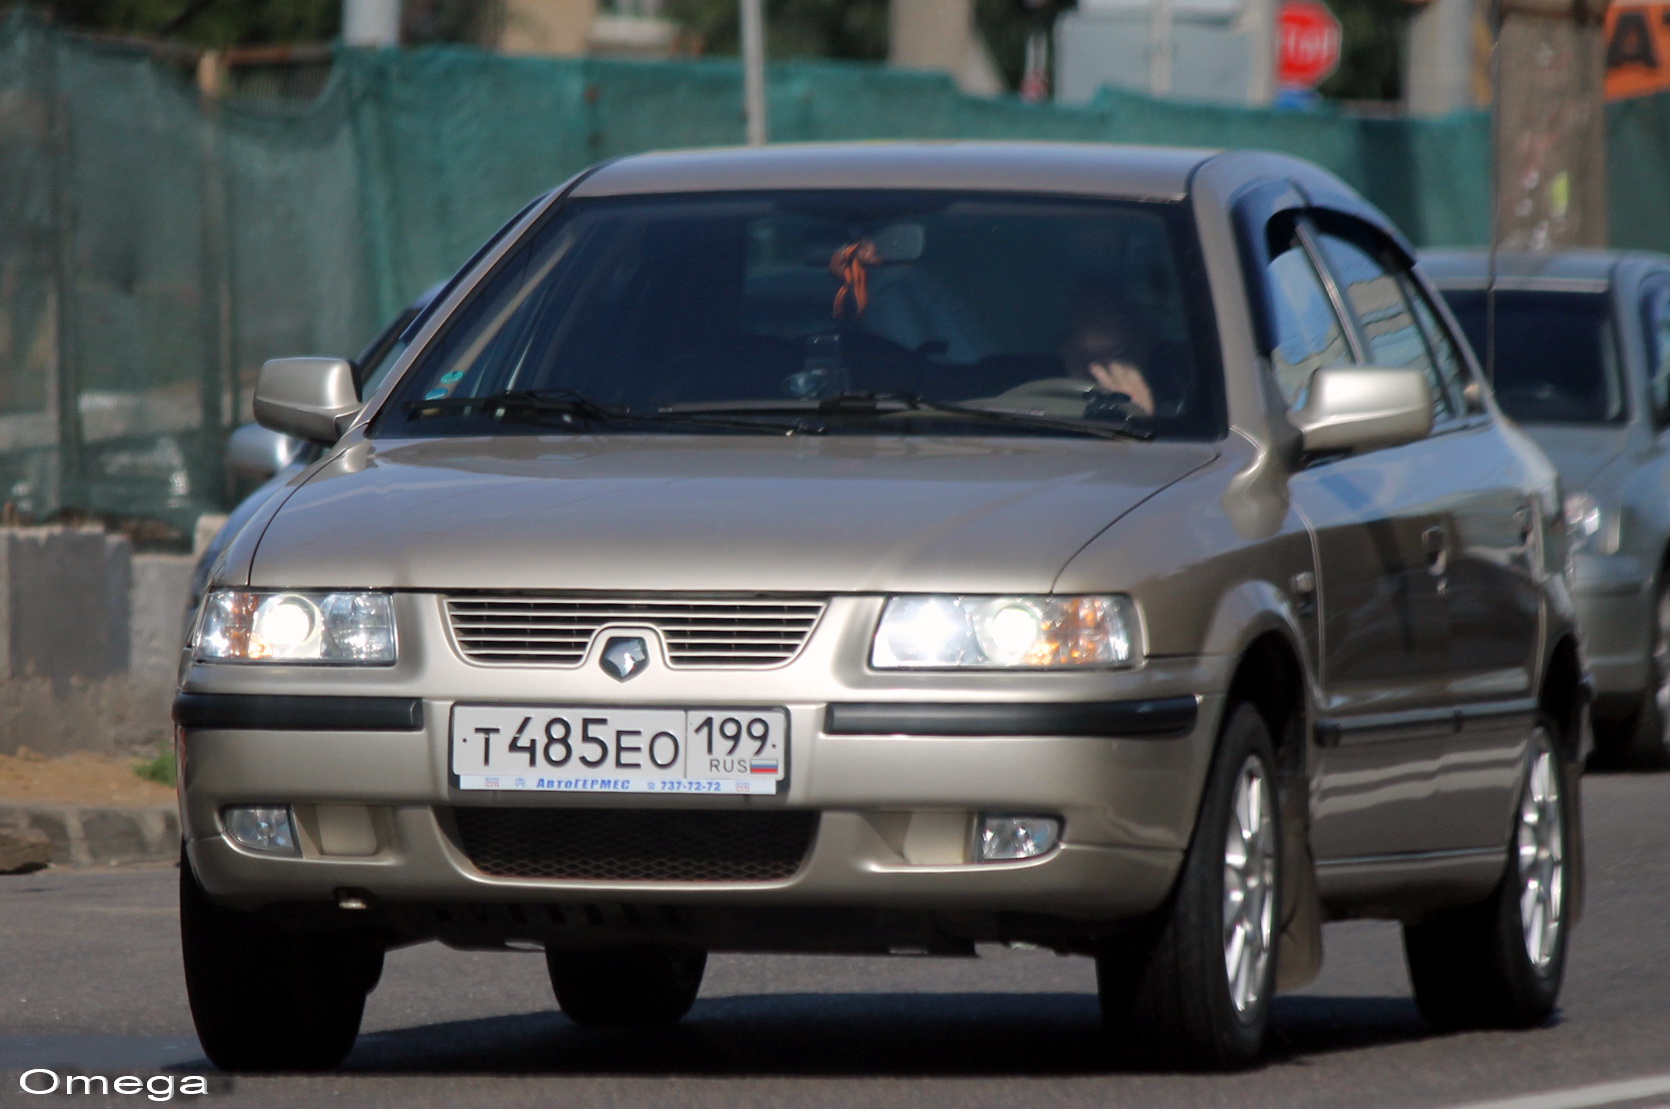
1096 702 1281 1070
1604 578 1670 768
546 946 706 1027
180 852 383 1071
1403 721 1572 1030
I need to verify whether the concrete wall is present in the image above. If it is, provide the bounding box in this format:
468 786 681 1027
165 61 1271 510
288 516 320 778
0 527 193 757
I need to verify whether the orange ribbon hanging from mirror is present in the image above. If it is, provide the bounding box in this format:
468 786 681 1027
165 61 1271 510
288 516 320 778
830 239 881 318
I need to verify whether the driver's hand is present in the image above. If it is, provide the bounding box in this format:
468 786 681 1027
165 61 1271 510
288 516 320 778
1088 361 1154 416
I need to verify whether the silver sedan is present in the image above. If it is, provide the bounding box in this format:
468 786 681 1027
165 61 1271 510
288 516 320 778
176 143 1584 1073
1426 249 1670 768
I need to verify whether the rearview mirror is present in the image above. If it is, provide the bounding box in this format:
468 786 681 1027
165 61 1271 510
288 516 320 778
868 222 924 263
1289 366 1433 454
253 357 360 445
224 423 302 483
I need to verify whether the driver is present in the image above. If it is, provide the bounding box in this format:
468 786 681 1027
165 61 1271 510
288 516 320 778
1061 285 1157 417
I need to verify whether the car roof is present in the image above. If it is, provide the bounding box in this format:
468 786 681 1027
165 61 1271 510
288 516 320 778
1417 248 1649 290
569 141 1222 202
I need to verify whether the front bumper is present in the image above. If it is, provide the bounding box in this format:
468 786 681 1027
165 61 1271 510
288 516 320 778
176 594 1231 941
1569 553 1652 701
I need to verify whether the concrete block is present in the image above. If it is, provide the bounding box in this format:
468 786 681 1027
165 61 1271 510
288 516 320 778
129 553 194 687
81 810 148 864
7 527 132 686
0 803 179 867
0 527 192 756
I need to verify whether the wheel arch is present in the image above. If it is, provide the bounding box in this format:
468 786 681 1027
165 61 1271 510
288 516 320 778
1195 579 1317 777
1216 619 1325 991
1225 630 1308 781
1539 631 1586 764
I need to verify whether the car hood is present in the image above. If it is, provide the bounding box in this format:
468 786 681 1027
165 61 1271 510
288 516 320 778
1517 423 1633 492
249 434 1218 594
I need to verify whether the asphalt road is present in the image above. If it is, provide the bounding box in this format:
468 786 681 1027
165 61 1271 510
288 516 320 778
3 771 1669 1109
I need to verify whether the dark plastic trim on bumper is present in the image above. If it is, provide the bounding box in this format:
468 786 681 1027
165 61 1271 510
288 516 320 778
823 696 1198 738
174 693 425 732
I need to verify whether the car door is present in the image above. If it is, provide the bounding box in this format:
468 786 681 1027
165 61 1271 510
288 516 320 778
1313 218 1541 853
1268 213 1451 860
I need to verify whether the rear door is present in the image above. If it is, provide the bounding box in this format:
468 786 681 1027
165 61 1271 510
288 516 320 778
1401 265 1542 850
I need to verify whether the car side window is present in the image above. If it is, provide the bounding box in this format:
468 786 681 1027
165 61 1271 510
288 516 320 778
1264 228 1353 408
1313 229 1458 422
1642 277 1670 426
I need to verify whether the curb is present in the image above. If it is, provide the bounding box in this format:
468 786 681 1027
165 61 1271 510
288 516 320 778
0 804 179 867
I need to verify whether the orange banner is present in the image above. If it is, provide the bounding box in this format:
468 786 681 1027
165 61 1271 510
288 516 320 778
1608 4 1670 99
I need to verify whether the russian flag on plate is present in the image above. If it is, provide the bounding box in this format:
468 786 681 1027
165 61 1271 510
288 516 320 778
750 760 779 774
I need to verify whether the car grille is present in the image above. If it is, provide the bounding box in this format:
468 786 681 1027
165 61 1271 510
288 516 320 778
444 594 826 667
450 807 819 883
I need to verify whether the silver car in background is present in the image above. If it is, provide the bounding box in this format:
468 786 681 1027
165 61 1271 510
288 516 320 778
177 144 1585 1074
1426 250 1670 767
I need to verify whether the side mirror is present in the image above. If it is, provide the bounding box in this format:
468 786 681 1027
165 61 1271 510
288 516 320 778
253 357 360 445
1289 366 1434 454
224 423 303 483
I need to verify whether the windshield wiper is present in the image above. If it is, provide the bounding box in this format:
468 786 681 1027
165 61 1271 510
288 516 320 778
402 389 803 434
403 388 629 421
660 391 1153 441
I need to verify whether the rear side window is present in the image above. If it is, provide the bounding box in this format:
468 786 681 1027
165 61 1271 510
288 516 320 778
1264 231 1353 407
1402 274 1474 413
1442 289 1623 425
1314 231 1457 421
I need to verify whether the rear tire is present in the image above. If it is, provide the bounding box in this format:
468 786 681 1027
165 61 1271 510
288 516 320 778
546 946 706 1027
1096 703 1281 1070
1403 720 1571 1031
180 851 383 1071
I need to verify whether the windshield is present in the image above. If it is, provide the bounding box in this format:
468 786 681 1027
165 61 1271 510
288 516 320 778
1442 289 1624 424
373 191 1223 441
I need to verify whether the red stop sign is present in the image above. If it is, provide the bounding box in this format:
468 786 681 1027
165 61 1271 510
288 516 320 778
1278 0 1342 89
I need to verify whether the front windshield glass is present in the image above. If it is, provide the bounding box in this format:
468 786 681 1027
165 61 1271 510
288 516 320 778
373 191 1223 441
1442 289 1624 424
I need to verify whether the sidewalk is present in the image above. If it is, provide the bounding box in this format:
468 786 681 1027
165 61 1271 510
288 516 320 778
0 750 178 871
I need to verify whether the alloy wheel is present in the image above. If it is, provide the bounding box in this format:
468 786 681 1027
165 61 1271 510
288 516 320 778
1222 756 1277 1014
1516 743 1565 972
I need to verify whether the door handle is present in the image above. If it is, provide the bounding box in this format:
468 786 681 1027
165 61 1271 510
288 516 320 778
1422 525 1449 577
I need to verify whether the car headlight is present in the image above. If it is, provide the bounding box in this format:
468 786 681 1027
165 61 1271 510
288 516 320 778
1563 492 1619 556
871 595 1140 669
194 590 396 664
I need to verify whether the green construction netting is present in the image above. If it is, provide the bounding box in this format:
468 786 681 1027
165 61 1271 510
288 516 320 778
1 9 1666 531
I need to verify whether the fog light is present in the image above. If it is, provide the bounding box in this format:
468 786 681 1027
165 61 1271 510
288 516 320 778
977 815 1061 862
223 806 299 856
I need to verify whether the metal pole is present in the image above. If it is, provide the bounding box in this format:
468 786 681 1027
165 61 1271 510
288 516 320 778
1149 0 1173 97
1486 0 1501 380
1244 0 1275 105
740 0 769 144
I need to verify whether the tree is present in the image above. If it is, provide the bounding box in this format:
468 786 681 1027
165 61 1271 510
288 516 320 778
36 0 499 47
1316 0 1409 101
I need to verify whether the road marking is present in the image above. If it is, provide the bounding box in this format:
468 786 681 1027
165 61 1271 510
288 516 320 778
1432 1074 1670 1109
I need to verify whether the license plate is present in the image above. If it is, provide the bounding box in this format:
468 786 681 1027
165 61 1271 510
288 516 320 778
450 705 788 795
